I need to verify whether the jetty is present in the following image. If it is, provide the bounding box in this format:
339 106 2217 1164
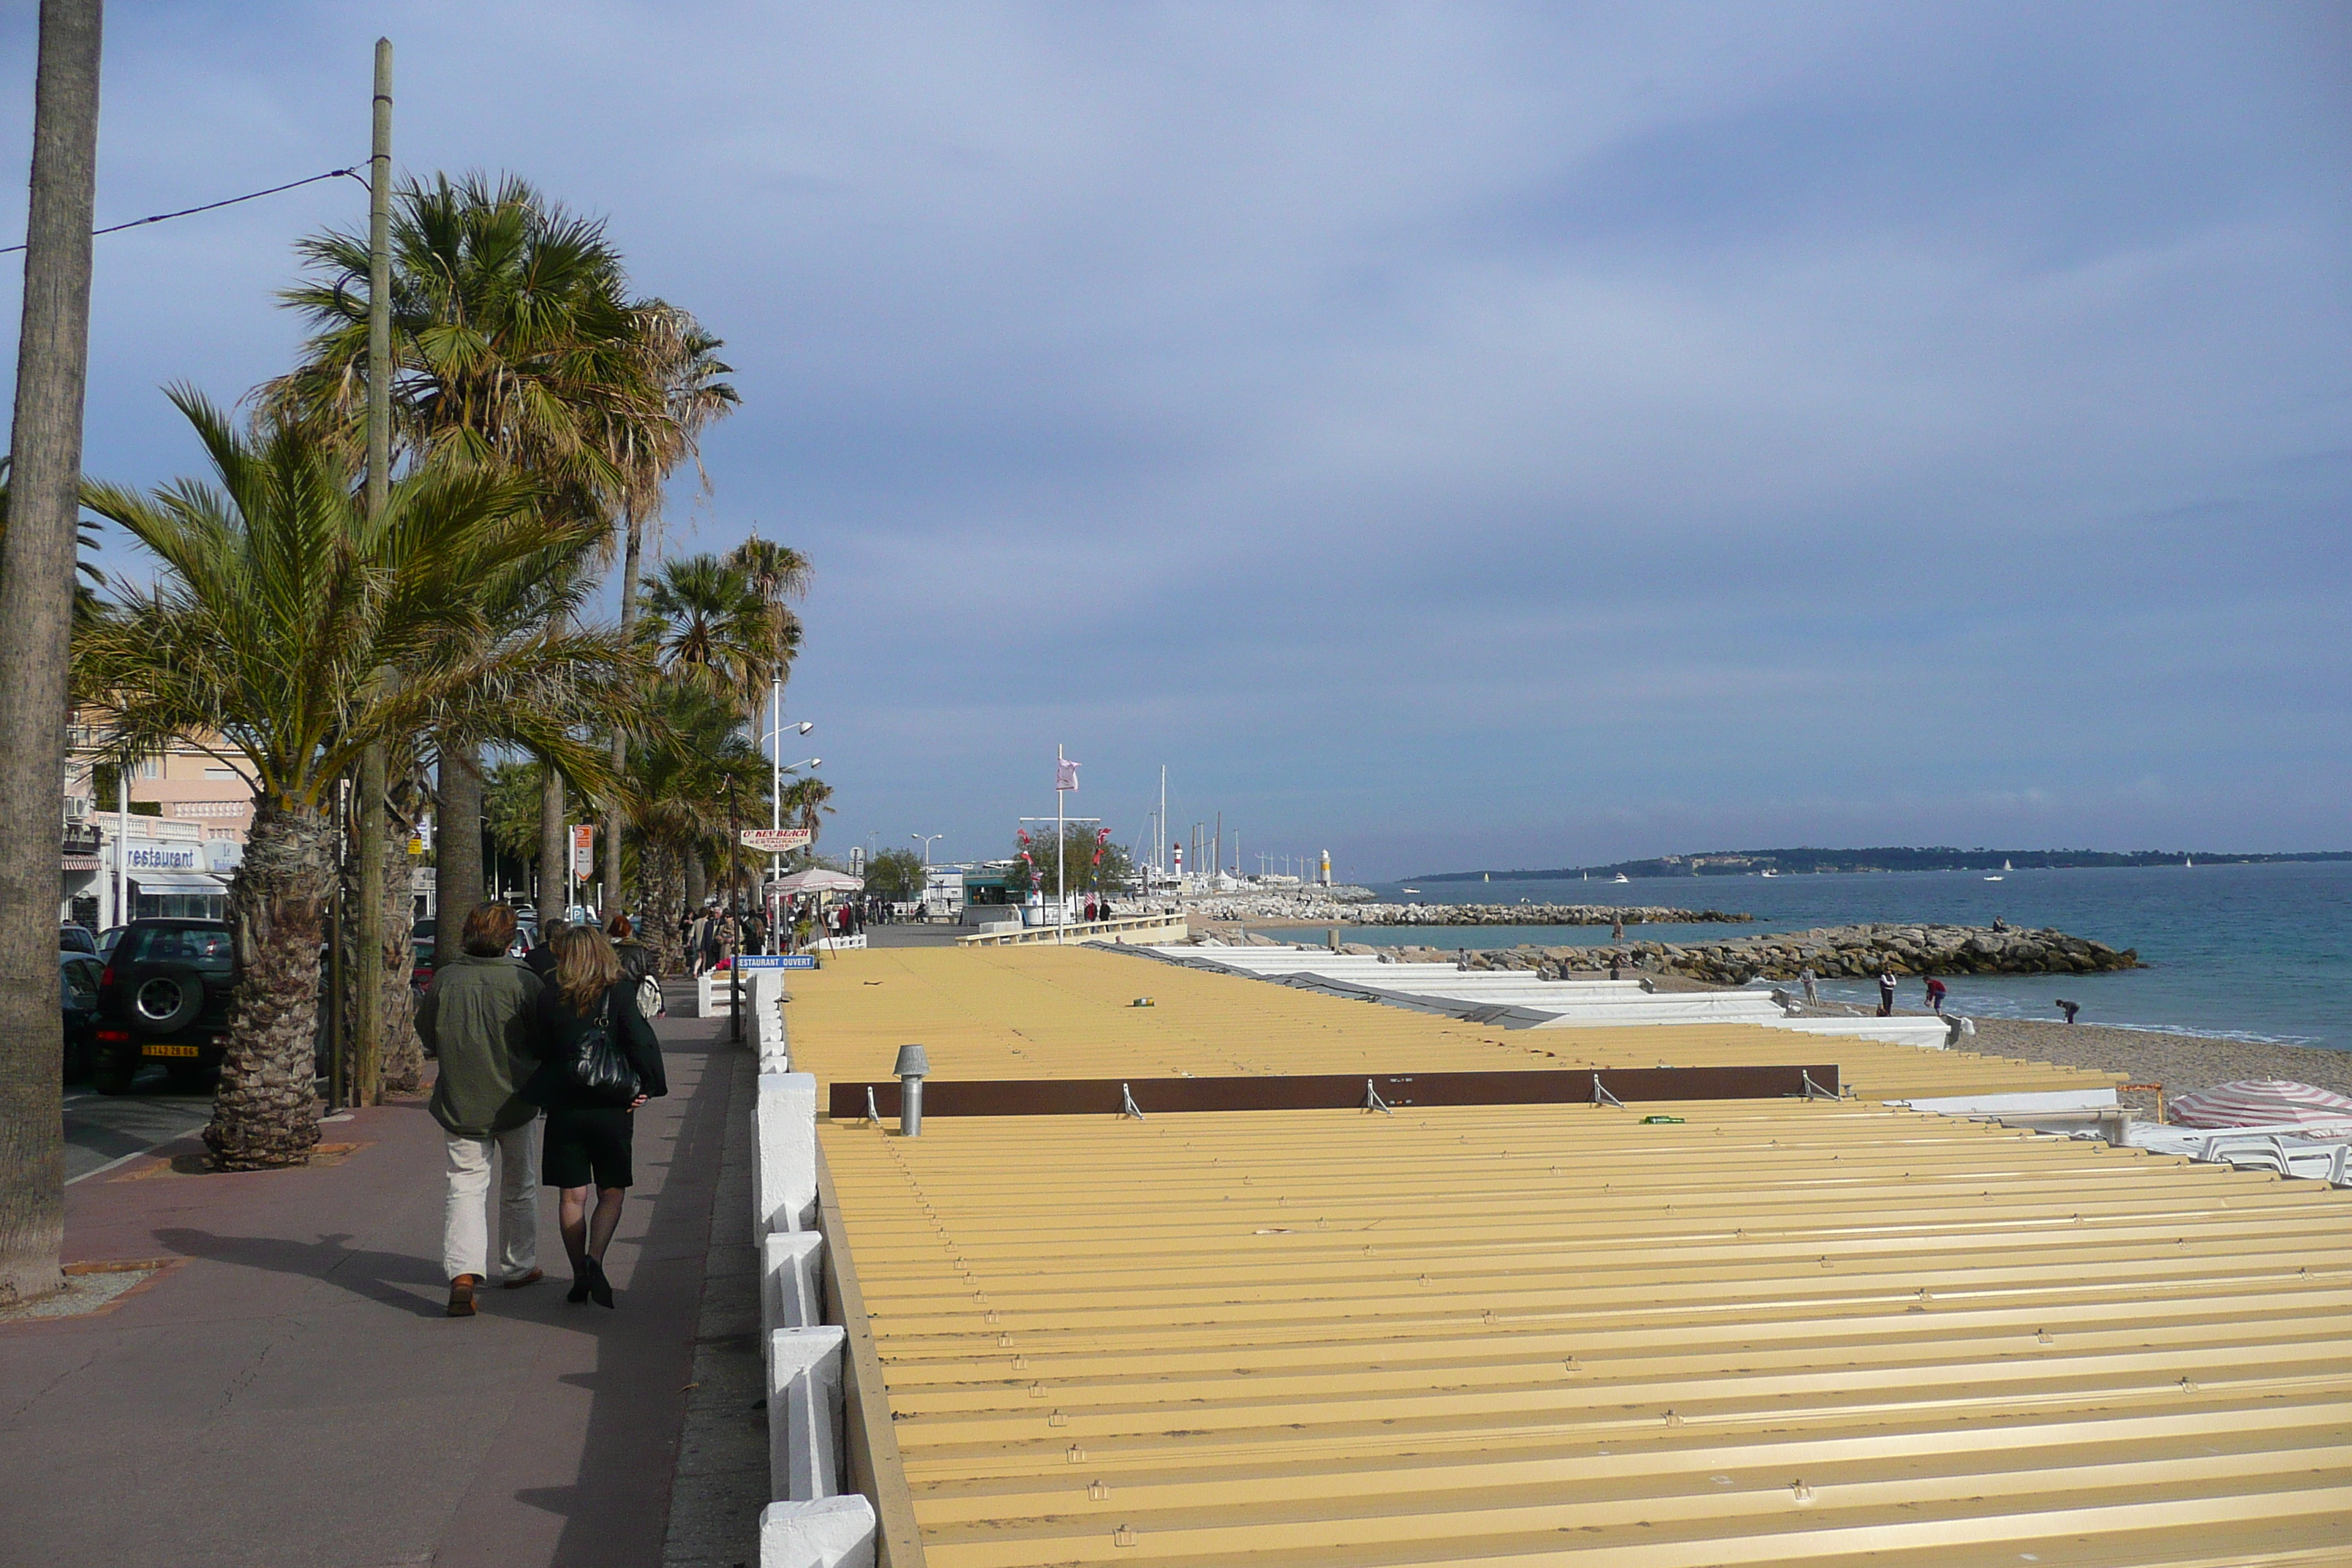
1186 889 1752 927
1390 921 2138 982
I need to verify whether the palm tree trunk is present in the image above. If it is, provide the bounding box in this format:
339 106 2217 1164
684 851 706 920
352 743 385 1104
649 843 685 974
208 799 336 1169
0 0 102 1307
377 825 423 1094
538 765 566 920
603 505 644 912
434 745 485 930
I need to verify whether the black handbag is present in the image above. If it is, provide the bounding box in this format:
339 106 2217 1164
562 994 640 1106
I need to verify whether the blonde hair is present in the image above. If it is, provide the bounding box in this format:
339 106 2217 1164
551 924 622 1014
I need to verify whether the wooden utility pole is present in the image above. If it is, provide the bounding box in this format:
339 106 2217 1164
0 0 103 1306
352 37 393 1104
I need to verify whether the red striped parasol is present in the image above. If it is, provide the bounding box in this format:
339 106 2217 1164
2168 1079 2352 1131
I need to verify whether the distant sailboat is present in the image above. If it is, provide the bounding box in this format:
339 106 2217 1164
2002 859 2013 871
2185 856 2194 868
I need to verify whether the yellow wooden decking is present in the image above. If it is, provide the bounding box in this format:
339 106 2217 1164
790 944 2352 1567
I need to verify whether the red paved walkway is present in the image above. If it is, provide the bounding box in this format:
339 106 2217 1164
0 1011 739 1568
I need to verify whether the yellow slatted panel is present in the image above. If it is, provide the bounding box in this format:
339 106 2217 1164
783 945 2120 1103
791 946 2352 1567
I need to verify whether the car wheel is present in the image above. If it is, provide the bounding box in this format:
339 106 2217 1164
164 1060 216 1095
91 1039 140 1096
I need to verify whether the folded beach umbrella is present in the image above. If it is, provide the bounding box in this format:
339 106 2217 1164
2168 1079 2352 1130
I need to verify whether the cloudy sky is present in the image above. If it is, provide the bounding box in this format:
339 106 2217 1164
3 2 2345 881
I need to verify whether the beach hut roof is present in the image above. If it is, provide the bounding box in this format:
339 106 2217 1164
2168 1078 2352 1129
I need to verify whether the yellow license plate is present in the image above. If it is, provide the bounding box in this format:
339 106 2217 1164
141 1044 201 1058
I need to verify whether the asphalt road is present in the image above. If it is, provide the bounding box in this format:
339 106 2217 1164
62 1070 214 1183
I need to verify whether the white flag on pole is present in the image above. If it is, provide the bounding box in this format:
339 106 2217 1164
1056 757 1080 791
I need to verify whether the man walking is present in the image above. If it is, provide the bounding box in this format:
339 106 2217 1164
418 902 545 1318
1798 965 1818 1005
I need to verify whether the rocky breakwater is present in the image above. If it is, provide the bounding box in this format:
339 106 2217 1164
1190 890 1752 927
1416 923 2138 982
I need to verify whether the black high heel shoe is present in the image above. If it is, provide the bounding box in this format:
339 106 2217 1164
587 1255 615 1309
567 1268 592 1305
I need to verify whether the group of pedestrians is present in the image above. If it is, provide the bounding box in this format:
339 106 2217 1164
418 903 668 1319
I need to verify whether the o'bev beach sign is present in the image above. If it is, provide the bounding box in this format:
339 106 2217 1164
741 827 813 852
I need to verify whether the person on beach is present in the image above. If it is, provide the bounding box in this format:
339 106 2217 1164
524 924 668 1308
1799 966 1818 1005
2056 998 2081 1024
1611 919 1625 941
417 902 545 1318
1877 968 1898 1017
1925 976 1948 1014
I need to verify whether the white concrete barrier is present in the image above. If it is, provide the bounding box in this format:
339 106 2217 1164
764 1230 825 1334
770 1324 848 1502
759 1496 876 1568
755 1073 819 1235
752 969 789 1068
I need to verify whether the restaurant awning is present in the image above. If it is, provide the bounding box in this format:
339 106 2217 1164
130 872 229 894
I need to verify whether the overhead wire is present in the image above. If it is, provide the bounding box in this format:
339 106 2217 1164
0 165 366 256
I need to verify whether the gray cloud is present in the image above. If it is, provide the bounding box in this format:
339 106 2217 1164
3 1 2344 878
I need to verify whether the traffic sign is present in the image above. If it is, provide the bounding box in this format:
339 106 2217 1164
740 827 812 852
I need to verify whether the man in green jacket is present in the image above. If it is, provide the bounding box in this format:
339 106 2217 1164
418 902 544 1317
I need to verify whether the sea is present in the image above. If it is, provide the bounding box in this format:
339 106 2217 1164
1268 860 2350 1050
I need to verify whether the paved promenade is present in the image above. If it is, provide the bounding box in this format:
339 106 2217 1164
1 1009 742 1568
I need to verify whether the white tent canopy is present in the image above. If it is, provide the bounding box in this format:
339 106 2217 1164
769 867 864 894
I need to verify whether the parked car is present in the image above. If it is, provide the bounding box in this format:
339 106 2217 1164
92 919 236 1095
59 953 102 1081
95 925 127 959
59 923 97 954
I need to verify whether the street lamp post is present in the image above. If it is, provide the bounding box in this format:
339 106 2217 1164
911 833 944 921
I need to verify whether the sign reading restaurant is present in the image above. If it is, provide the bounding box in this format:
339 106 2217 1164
124 843 203 872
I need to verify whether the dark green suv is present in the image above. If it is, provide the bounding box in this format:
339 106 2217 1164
93 919 236 1095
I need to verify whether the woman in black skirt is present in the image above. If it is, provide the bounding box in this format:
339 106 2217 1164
524 924 666 1307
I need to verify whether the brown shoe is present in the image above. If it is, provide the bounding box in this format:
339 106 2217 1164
502 1267 544 1290
447 1275 481 1316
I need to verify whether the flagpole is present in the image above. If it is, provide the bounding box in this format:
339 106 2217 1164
1055 742 1065 943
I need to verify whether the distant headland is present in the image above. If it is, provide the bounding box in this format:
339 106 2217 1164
1414 847 2352 882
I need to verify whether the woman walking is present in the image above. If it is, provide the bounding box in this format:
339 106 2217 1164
524 924 668 1307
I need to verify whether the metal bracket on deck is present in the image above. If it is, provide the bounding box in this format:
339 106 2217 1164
1800 1070 1839 1101
1591 1073 1626 1109
1120 1082 1147 1120
864 1085 882 1124
1363 1079 1394 1115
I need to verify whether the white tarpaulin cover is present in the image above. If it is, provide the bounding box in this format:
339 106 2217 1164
769 867 864 894
2168 1079 2352 1131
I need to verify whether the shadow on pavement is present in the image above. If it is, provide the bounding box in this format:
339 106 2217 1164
152 1225 451 1319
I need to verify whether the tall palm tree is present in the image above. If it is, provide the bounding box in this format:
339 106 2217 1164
266 172 660 938
75 394 641 1168
602 305 736 909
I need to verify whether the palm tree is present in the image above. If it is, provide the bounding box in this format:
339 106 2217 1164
75 394 641 1168
627 679 767 972
780 774 835 843
643 554 769 704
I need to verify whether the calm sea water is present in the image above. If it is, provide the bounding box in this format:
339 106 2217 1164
1269 861 2350 1049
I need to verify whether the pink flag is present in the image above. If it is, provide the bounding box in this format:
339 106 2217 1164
1056 758 1080 791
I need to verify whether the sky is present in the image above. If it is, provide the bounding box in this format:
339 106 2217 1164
3 2 2347 882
